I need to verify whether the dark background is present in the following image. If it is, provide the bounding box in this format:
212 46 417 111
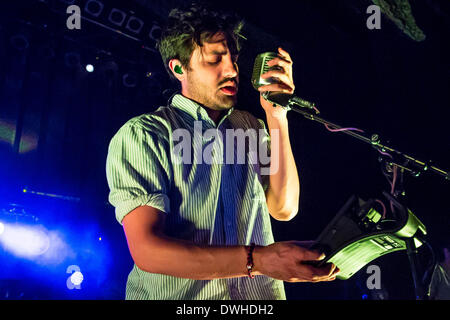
0 0 448 300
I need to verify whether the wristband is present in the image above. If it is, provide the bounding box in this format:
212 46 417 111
246 243 256 279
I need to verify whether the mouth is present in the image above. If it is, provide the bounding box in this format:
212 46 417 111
219 84 238 96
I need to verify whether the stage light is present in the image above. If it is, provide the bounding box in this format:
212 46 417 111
86 64 94 73
0 223 50 258
99 60 118 87
122 72 137 88
126 16 144 34
85 0 104 17
108 8 127 27
10 34 29 51
0 222 4 235
70 271 84 286
64 52 81 69
149 24 162 41
102 60 118 76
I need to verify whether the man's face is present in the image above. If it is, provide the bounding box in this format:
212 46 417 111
182 32 239 111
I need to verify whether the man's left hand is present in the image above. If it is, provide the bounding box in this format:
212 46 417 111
258 47 295 118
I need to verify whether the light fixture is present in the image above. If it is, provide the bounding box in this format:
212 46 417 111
126 16 144 34
64 52 80 69
10 34 29 51
0 223 50 258
149 23 161 41
84 0 104 17
108 8 127 27
122 72 137 88
85 64 94 72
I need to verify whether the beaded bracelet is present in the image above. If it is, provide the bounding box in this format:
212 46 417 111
246 243 256 279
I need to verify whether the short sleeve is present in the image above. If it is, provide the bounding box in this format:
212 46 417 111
106 121 172 224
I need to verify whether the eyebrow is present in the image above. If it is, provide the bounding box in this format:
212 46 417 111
210 50 228 55
208 50 239 59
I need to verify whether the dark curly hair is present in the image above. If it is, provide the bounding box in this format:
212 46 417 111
157 2 245 81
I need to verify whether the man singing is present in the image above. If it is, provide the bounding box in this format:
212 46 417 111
106 2 338 300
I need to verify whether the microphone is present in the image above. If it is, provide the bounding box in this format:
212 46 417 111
251 52 318 113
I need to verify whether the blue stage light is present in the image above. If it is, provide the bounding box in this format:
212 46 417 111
0 200 113 298
0 223 50 258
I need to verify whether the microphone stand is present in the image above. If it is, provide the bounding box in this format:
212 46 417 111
272 96 450 181
266 94 449 300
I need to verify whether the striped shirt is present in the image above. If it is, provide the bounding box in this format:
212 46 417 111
106 93 286 300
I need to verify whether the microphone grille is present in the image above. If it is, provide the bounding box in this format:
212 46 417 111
251 52 279 90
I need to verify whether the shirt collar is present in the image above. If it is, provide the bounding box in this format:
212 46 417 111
170 94 234 126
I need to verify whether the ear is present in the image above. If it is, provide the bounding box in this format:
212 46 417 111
168 59 185 81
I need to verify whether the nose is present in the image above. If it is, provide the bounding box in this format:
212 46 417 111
222 55 238 79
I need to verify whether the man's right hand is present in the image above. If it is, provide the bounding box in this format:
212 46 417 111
252 241 339 282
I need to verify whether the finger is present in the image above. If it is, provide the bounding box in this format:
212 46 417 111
291 264 336 283
301 249 326 261
310 274 333 282
258 83 294 94
278 47 292 60
324 264 340 280
327 263 338 277
260 73 292 89
310 269 337 282
323 276 337 282
332 266 340 277
319 264 335 276
267 57 292 70
261 70 291 82
307 263 336 280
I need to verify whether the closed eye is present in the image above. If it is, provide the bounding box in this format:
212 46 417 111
207 54 238 66
208 60 221 65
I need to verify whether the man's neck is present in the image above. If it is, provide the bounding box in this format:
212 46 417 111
203 107 225 125
180 92 225 125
